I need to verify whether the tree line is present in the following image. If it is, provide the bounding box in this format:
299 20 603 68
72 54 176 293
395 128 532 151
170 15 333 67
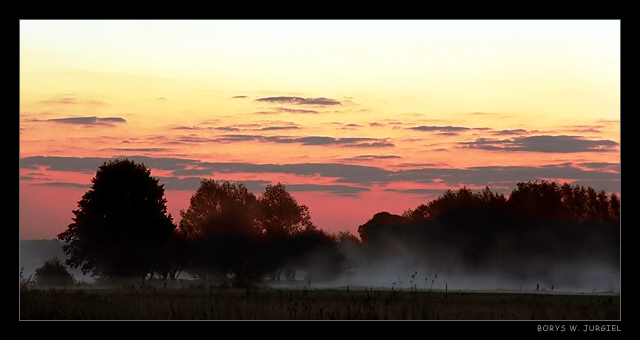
56 159 620 287
358 183 619 282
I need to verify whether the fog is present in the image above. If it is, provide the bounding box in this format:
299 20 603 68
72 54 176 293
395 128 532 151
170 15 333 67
284 225 621 293
326 256 620 293
19 239 95 284
20 237 620 293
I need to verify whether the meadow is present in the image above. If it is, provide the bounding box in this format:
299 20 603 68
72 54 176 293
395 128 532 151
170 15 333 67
19 285 620 320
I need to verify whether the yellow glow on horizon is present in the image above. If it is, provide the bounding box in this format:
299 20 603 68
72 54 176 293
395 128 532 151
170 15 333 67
20 20 620 164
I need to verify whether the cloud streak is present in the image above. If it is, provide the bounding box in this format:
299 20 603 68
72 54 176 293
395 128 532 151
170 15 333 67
407 125 475 132
39 96 103 106
171 121 302 132
20 156 109 174
169 134 394 148
342 155 402 162
255 96 342 106
407 125 492 134
254 107 320 115
461 135 618 153
35 116 127 127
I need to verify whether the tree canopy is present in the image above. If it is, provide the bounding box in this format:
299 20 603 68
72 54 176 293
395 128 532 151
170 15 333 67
399 181 619 226
258 183 316 240
178 180 260 239
57 159 176 280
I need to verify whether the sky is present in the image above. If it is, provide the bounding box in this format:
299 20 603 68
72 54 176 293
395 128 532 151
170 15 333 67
19 20 620 240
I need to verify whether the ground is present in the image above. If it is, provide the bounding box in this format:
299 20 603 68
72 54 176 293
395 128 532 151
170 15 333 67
19 285 620 320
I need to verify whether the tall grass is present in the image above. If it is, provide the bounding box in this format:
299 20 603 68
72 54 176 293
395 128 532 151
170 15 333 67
19 286 620 320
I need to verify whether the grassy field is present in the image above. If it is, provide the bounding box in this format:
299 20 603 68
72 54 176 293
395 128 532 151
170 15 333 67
19 286 620 320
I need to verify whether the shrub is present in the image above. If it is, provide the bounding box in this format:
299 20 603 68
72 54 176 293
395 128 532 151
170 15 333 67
34 257 76 287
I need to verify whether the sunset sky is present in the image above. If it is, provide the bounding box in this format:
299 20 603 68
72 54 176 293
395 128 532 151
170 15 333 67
19 20 620 240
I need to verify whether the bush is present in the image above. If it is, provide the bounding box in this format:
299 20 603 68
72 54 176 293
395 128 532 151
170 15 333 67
34 258 76 287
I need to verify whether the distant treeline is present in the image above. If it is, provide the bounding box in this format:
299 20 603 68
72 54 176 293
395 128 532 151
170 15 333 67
57 159 620 287
356 182 619 284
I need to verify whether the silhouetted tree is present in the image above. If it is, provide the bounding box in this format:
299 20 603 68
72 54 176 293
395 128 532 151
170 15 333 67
258 183 316 240
561 182 585 221
510 181 620 223
178 180 260 239
357 211 409 244
34 257 76 287
57 159 176 281
275 228 346 283
609 193 620 222
358 182 619 278
178 180 262 284
408 187 508 265
508 181 566 221
404 187 507 223
252 183 320 281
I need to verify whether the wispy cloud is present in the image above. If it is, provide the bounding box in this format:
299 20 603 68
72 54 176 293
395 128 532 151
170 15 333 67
20 156 108 173
265 135 394 148
167 133 394 148
34 116 127 127
406 125 491 135
407 125 472 132
259 125 301 131
254 107 320 115
342 154 402 162
489 129 530 136
388 163 620 194
285 184 370 196
460 135 619 153
101 147 171 153
30 182 91 188
324 122 364 130
255 96 342 106
560 124 605 134
577 162 620 172
383 188 448 195
39 95 103 106
171 121 302 131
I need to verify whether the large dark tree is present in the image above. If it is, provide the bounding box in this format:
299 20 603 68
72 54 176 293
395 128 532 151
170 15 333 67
57 159 176 281
177 180 262 283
